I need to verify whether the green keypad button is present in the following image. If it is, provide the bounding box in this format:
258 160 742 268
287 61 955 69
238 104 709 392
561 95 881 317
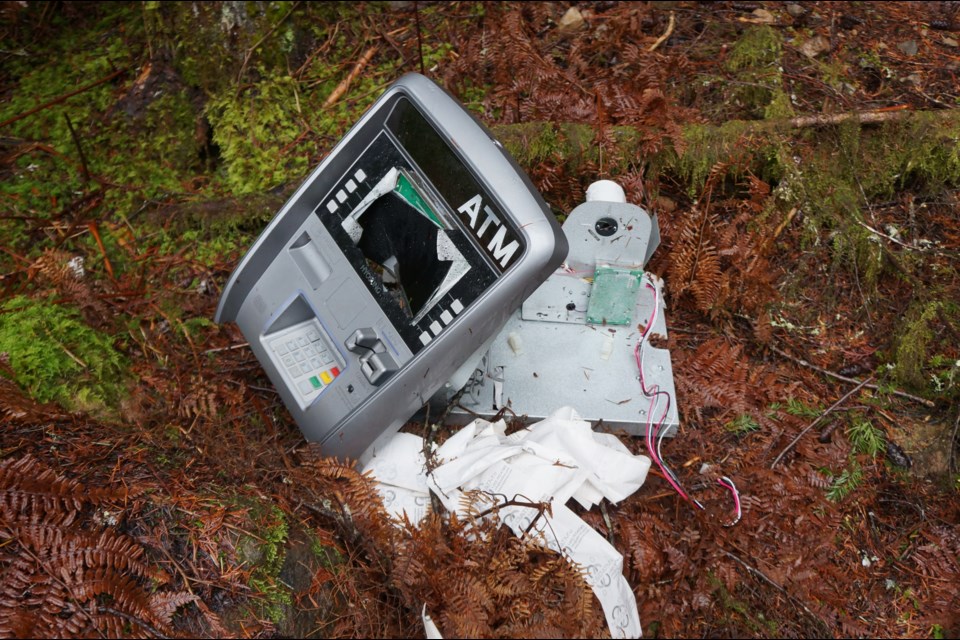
309 376 322 390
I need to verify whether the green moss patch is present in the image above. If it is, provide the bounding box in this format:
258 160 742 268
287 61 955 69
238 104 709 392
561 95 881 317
0 296 127 412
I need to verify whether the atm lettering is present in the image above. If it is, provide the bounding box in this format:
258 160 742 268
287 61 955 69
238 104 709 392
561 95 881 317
487 226 519 268
477 205 500 237
457 194 482 228
458 194 520 269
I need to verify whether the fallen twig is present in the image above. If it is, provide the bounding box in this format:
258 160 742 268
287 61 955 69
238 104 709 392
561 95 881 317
323 46 379 108
203 342 250 355
0 67 129 129
951 408 960 473
63 114 90 183
87 221 115 280
721 549 827 631
771 207 799 242
414 1 425 74
771 376 874 468
786 108 916 129
99 607 169 640
769 344 935 408
648 11 676 52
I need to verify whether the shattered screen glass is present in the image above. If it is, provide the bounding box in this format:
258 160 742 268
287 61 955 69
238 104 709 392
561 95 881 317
315 106 501 355
343 169 471 323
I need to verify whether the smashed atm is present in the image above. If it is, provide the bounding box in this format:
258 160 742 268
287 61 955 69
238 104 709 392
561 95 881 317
215 74 567 459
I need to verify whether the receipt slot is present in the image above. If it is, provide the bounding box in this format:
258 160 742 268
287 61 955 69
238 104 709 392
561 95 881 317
215 74 567 459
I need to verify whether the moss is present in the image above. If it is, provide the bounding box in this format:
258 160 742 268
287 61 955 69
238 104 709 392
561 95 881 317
724 26 786 120
147 193 284 275
0 9 134 215
206 74 307 194
455 80 493 116
0 296 127 412
763 88 795 120
0 3 208 276
147 1 321 95
238 503 291 624
666 120 786 196
893 301 942 392
726 26 782 72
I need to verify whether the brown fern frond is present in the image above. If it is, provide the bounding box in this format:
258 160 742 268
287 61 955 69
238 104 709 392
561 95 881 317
0 456 194 639
667 209 725 314
690 240 722 313
178 375 219 420
1 457 83 526
29 249 109 323
0 364 70 425
0 456 128 529
674 337 776 424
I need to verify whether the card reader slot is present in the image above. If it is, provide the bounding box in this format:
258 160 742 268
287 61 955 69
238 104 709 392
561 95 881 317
289 231 332 289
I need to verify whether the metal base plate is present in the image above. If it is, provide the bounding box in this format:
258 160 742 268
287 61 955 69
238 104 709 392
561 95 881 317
442 198 679 436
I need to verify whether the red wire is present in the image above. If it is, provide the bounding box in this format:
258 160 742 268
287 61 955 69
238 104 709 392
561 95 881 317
636 279 742 524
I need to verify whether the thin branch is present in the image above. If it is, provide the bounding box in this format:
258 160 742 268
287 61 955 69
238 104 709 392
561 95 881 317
648 11 676 52
87 221 115 280
769 344 935 408
98 607 169 639
0 67 129 129
771 376 873 468
63 113 90 183
323 46 379 108
203 342 250 355
951 407 960 473
771 206 799 242
721 550 827 632
786 107 916 129
414 0 425 74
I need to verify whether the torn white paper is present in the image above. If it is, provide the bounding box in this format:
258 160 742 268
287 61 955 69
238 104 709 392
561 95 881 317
362 432 433 523
361 407 650 639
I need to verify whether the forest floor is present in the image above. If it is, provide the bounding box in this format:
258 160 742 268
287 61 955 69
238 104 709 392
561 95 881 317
1 2 959 638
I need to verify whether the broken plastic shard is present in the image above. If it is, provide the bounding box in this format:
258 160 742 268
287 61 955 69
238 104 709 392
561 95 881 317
342 168 399 243
412 230 471 324
394 171 444 228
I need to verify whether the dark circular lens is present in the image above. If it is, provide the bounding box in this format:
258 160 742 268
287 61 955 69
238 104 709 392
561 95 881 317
595 217 618 236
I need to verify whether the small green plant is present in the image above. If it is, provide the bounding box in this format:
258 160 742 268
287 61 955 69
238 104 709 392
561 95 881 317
893 301 940 391
725 413 760 435
785 397 820 420
0 296 126 412
928 354 960 395
826 461 863 502
847 417 885 456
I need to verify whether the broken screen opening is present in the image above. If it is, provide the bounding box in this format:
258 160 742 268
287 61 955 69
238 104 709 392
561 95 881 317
344 169 471 323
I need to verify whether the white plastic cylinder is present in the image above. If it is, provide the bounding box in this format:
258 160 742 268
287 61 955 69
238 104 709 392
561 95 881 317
585 180 626 203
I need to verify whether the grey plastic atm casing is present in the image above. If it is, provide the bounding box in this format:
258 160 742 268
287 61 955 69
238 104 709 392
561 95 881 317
215 74 567 460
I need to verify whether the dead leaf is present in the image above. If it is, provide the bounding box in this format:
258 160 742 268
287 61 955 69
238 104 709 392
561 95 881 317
800 35 831 58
